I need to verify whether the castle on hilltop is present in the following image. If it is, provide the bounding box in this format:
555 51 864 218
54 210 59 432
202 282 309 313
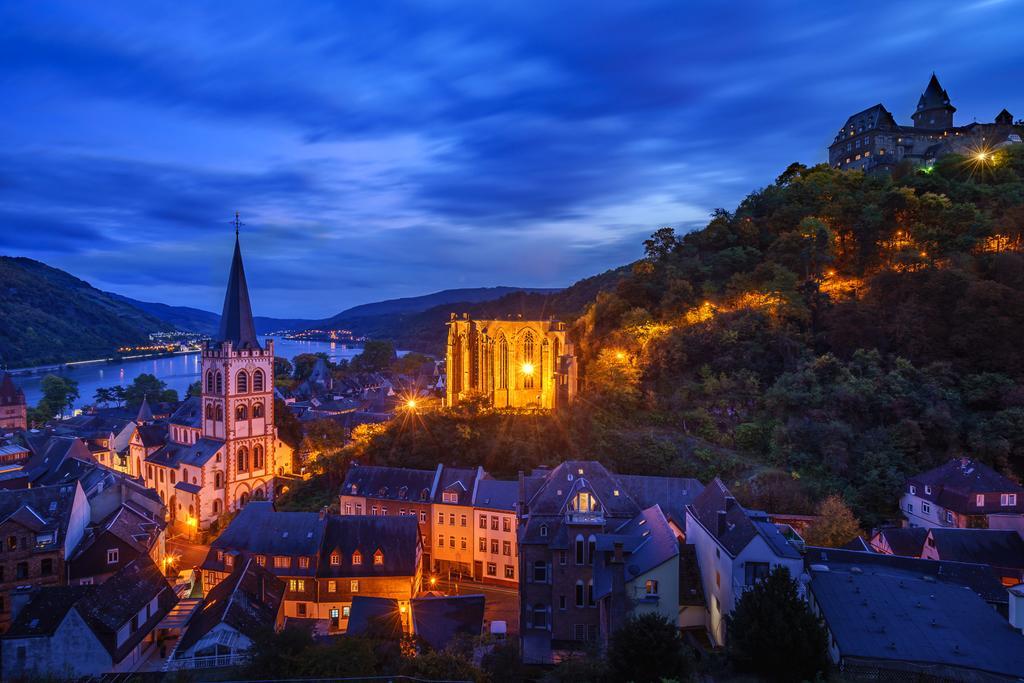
829 74 1022 173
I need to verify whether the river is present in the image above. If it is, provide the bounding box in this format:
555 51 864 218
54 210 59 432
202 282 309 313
17 337 378 411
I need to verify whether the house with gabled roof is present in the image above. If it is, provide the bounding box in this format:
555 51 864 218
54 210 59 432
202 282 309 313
901 458 1024 531
516 461 702 663
1 555 177 678
684 478 804 647
201 501 421 632
921 527 1024 587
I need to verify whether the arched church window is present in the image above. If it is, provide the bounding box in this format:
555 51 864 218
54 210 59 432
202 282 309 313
253 369 265 392
215 404 223 421
206 371 215 394
253 444 263 470
237 371 248 393
237 447 248 473
213 499 222 514
205 403 214 420
215 372 223 394
498 337 509 389
214 471 224 489
253 401 264 418
522 331 535 389
236 404 248 421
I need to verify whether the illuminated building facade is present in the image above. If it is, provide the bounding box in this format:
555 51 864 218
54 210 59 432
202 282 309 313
829 74 1023 173
0 373 27 432
445 315 577 411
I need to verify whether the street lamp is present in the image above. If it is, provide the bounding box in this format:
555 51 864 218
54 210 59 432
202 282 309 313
521 362 534 376
405 398 417 410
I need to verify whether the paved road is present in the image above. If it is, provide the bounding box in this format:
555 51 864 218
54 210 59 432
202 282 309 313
167 535 211 575
434 578 520 635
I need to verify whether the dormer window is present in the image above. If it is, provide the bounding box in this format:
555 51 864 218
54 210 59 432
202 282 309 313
924 485 932 495
352 551 363 565
1002 493 1018 507
442 491 458 503
331 552 341 566
540 524 548 537
106 548 119 564
909 485 917 495
350 484 358 494
374 549 384 565
571 492 598 513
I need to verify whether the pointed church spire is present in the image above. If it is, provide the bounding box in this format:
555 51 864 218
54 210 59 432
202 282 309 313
216 217 260 350
136 394 154 423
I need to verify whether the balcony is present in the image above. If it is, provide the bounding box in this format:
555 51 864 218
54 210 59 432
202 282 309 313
565 511 604 525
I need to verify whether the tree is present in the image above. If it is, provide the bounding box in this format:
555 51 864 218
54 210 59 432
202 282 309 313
606 613 693 683
275 398 303 450
293 353 330 381
93 386 114 407
274 356 294 381
350 340 397 373
802 494 863 547
726 566 830 682
390 351 434 375
121 373 177 407
186 380 202 397
38 374 79 419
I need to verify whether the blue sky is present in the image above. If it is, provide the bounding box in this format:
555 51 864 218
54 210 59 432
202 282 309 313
2 1 1022 317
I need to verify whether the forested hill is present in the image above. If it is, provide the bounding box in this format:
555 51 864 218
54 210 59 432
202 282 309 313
0 257 174 368
570 148 1024 525
343 147 1024 529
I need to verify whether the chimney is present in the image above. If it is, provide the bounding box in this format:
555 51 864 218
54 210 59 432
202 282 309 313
319 506 328 521
10 586 36 623
724 496 737 511
517 471 527 517
717 511 728 536
612 541 624 564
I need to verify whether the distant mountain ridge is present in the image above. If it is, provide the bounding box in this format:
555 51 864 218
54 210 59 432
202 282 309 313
0 256 175 368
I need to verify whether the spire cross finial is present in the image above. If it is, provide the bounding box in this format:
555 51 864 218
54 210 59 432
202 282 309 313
233 211 244 237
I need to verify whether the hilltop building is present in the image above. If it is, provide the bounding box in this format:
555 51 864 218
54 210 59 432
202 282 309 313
445 314 577 411
829 74 1023 173
0 373 27 432
901 458 1024 531
135 234 294 531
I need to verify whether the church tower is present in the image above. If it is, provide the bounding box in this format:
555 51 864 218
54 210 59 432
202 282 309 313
912 73 956 130
201 229 281 510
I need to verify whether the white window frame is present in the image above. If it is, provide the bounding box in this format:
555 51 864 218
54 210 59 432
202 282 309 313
1002 493 1018 506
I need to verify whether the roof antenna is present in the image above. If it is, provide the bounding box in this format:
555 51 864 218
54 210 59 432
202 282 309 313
232 211 244 238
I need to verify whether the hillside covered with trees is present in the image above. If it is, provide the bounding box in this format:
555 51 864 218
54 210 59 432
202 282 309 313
291 148 1024 528
0 257 174 368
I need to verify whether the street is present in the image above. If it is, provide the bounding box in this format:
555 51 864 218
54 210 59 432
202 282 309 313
167 534 211 577
432 578 520 635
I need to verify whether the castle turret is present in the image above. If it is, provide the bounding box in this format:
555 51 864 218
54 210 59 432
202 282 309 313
912 73 956 130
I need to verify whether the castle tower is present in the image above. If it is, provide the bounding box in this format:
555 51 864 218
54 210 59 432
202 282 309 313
912 73 956 130
0 372 27 432
201 232 280 509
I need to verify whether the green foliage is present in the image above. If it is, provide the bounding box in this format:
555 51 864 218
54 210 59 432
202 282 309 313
350 339 397 372
274 397 303 450
607 613 694 683
292 353 329 381
35 374 79 420
122 373 178 407
726 566 831 682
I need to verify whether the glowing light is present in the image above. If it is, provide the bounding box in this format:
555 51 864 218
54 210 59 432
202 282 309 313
429 576 437 587
399 604 408 614
975 151 988 162
521 363 534 376
405 399 417 410
614 351 626 362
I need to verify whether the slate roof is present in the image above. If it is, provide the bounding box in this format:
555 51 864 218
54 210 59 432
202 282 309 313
908 458 1024 515
214 234 261 350
411 595 485 651
0 483 81 548
53 413 133 440
135 423 168 449
810 564 1024 678
593 504 679 600
434 466 479 506
318 515 420 578
837 104 899 134
169 395 202 428
175 481 202 495
177 557 284 655
147 437 223 468
873 527 928 557
342 464 435 503
135 396 154 423
346 596 403 639
617 474 703 525
474 478 518 512
22 435 95 483
917 73 954 112
204 502 421 580
687 478 800 559
804 547 1007 606
927 528 1024 570
4 585 92 636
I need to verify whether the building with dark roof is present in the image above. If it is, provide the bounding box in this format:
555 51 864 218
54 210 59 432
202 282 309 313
0 373 27 433
0 482 90 631
902 458 1024 531
684 478 804 647
201 501 421 631
807 558 1024 681
517 461 702 663
829 74 1023 173
921 528 1024 586
1 555 177 678
171 557 285 668
870 527 928 557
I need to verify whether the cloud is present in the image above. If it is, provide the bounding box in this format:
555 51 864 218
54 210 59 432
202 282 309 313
0 1 1022 316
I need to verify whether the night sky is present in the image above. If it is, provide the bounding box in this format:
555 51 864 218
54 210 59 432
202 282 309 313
2 2 1021 317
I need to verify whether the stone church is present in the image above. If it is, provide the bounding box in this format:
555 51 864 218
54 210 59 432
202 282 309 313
445 314 577 411
829 74 1022 173
132 233 292 531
